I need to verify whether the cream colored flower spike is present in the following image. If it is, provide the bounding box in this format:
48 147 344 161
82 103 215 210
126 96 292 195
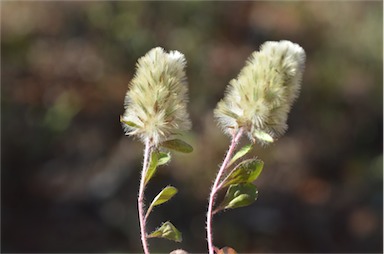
121 47 191 146
214 40 306 144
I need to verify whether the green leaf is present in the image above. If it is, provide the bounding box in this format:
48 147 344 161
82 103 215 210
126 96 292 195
160 139 193 153
150 186 178 207
145 186 178 219
253 129 274 143
144 152 171 185
218 183 258 211
228 144 253 168
148 221 182 242
157 152 171 166
120 116 140 128
222 159 264 188
144 152 159 186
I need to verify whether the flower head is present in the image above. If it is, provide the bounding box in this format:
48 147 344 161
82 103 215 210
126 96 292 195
121 47 191 146
214 40 306 144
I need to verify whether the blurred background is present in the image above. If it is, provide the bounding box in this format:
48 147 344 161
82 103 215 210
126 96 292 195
1 1 383 253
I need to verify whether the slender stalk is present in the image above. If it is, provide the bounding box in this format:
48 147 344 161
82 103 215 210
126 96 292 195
206 128 244 254
138 139 152 254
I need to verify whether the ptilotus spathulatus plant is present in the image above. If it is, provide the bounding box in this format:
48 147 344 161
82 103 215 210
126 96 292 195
120 41 305 254
206 40 306 254
121 47 193 254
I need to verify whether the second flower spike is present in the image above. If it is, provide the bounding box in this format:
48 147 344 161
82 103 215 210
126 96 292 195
214 40 306 144
121 47 191 146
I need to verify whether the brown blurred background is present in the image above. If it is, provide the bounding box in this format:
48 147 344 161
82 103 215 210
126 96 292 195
1 1 383 253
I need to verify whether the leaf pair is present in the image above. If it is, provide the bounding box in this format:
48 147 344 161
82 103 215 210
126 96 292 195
221 159 263 188
145 152 171 185
148 221 182 242
216 183 258 212
215 145 264 213
145 138 193 186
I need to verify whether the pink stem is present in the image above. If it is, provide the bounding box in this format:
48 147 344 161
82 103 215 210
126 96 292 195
138 139 151 254
206 128 244 254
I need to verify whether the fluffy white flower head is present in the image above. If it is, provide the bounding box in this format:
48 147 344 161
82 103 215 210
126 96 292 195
121 47 191 146
214 40 306 144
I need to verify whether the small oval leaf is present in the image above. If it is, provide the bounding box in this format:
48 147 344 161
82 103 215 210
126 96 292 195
157 152 171 166
160 139 193 153
221 159 264 188
218 183 258 211
145 152 171 185
144 152 159 186
146 186 178 219
148 221 182 242
228 144 253 168
151 186 178 207
253 129 274 143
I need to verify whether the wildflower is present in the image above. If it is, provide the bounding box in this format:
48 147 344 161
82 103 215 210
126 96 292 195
121 47 191 146
214 40 306 144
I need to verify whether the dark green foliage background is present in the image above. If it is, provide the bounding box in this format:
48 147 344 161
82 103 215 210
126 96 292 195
1 1 382 253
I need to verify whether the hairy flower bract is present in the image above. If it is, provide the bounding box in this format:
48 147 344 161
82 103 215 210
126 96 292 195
214 40 306 144
121 47 191 146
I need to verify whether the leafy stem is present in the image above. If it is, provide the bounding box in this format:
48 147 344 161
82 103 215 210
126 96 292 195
138 138 152 254
137 139 189 253
206 128 244 254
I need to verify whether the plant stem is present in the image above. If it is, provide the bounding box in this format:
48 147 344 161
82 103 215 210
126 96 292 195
206 128 244 254
138 139 151 254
